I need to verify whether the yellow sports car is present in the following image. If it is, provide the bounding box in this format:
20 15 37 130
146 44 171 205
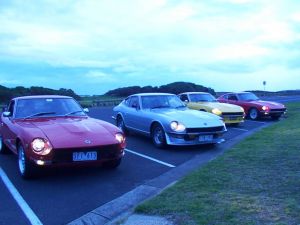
178 92 245 124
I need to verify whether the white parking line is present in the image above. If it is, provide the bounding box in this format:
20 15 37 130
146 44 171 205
231 128 249 132
125 149 176 168
246 120 266 124
0 167 43 225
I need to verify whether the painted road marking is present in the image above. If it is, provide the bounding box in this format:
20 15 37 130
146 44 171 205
246 120 266 124
0 167 43 225
125 149 176 168
231 128 249 132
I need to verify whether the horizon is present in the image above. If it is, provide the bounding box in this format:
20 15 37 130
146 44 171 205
1 82 299 97
1 0 300 95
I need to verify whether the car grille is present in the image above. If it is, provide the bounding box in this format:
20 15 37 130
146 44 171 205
222 112 244 116
52 144 121 163
186 126 225 133
270 108 286 112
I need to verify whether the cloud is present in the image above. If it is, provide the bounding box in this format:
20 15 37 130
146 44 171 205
0 0 299 94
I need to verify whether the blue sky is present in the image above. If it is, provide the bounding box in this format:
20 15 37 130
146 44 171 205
0 0 299 95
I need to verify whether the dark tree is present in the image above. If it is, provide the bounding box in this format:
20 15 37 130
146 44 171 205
105 82 215 97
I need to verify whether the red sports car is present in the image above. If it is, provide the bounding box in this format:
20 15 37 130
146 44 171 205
217 92 286 120
0 95 126 179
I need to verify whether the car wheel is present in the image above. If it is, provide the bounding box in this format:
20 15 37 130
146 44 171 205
116 116 128 134
152 124 166 148
0 136 10 154
18 144 36 179
248 108 259 120
102 158 122 169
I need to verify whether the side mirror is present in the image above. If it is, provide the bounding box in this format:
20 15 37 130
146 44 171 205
3 111 11 117
83 108 89 113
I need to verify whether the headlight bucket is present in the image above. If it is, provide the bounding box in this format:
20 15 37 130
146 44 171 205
31 138 52 155
115 133 125 144
212 108 222 115
170 121 186 132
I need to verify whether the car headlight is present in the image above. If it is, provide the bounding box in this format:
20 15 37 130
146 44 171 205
170 121 186 132
31 138 52 155
115 133 125 144
212 108 222 115
262 106 269 111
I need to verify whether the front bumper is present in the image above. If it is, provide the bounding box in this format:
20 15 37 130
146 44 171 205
259 109 287 117
165 130 226 146
222 116 244 124
29 144 125 167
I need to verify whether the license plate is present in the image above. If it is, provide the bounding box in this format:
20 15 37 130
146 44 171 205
73 151 97 161
199 135 213 142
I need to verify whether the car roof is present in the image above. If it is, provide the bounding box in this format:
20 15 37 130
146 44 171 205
130 93 175 97
13 95 73 101
179 92 211 95
225 92 251 95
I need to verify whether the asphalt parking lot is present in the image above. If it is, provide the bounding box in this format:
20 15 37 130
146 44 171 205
0 96 299 225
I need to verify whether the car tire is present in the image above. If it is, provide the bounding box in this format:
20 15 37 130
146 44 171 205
102 158 122 169
151 124 166 148
18 144 37 179
248 108 259 120
0 136 10 154
116 116 128 135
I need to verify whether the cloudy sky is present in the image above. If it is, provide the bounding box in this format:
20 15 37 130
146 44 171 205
0 0 299 95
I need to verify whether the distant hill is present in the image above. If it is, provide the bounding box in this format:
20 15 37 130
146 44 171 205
0 85 80 104
105 82 216 97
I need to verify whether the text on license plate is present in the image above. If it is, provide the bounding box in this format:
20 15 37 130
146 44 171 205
199 135 213 142
73 151 97 161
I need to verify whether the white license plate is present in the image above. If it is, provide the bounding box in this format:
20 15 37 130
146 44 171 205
72 151 97 161
199 135 213 142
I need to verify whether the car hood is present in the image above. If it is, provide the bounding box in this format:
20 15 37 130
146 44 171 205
192 102 244 112
153 108 224 128
17 117 119 148
250 100 285 109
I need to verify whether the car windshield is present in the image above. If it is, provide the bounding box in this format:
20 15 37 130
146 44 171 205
15 98 85 119
141 95 186 109
189 93 217 102
238 93 260 101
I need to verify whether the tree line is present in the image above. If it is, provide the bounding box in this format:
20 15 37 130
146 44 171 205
105 82 216 97
0 85 80 104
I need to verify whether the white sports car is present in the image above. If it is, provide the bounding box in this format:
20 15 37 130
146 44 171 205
113 93 227 148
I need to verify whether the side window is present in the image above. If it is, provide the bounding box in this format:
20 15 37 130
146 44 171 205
228 94 238 101
124 97 131 107
179 94 189 102
223 95 228 100
7 100 15 116
129 96 139 109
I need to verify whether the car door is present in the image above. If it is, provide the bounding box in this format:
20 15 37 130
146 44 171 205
124 96 144 131
1 100 18 152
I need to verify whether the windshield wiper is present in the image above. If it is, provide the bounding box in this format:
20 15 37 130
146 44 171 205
64 110 84 116
24 112 56 119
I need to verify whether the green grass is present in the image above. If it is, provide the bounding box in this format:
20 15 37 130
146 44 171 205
136 102 300 225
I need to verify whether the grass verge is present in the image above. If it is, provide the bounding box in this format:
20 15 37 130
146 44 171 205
136 102 300 225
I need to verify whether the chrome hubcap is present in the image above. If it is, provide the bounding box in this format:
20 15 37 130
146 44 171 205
117 119 124 131
250 109 257 119
0 136 2 151
154 127 163 144
18 147 25 175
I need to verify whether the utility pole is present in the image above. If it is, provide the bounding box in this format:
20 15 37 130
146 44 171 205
263 81 266 96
